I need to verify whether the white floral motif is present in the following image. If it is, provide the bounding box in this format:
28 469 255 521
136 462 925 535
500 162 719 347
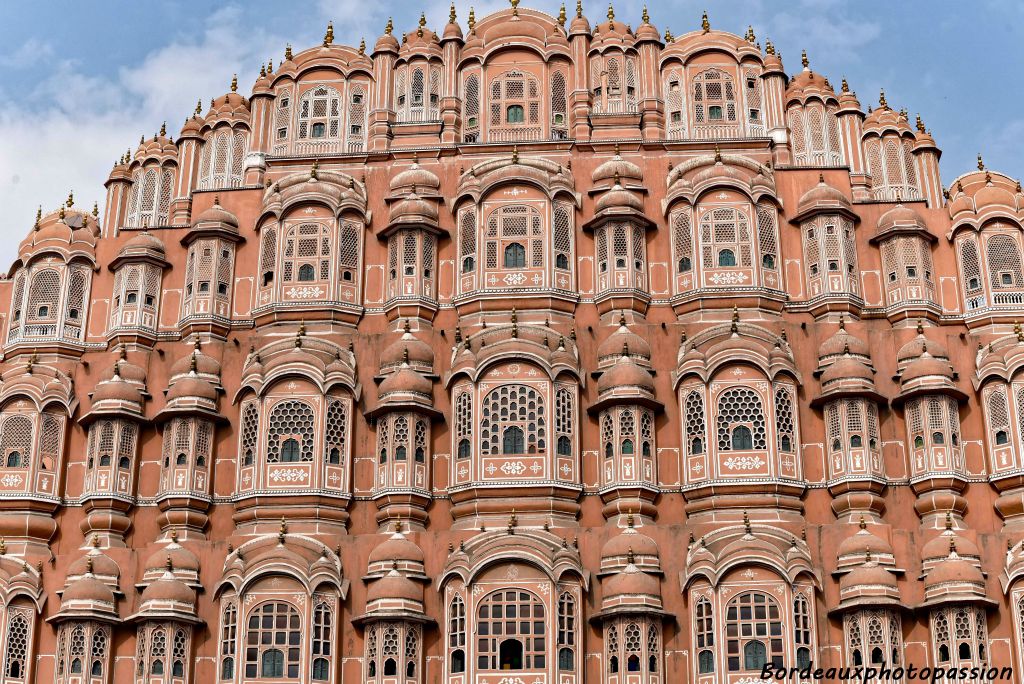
269 468 308 483
722 456 765 470
285 286 325 299
504 272 527 286
0 473 23 487
500 461 526 475
709 271 749 285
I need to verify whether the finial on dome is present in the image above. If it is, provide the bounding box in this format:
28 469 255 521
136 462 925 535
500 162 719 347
621 341 629 358
512 145 519 164
714 144 722 163
743 510 751 535
385 17 393 35
664 27 673 42
859 514 866 530
626 546 635 565
507 510 517 534
864 547 872 563
949 536 957 556
165 554 174 572
285 43 293 60
33 205 41 229
417 12 426 36
558 2 567 25
449 2 457 23
765 39 775 55
85 555 92 574
91 533 100 549
878 89 887 109
310 159 319 180
259 63 266 78
642 5 650 24
818 172 825 184
607 2 614 22
945 511 954 530
279 517 288 542
895 190 902 204
170 529 179 543
701 10 710 33
58 205 65 222
576 0 583 18
468 8 476 30
66 190 75 208
511 307 518 337
977 153 985 171
801 49 809 69
745 25 755 42
915 113 926 132
916 318 924 335
229 73 238 93
359 37 366 55
1016 321 1024 343
324 21 335 46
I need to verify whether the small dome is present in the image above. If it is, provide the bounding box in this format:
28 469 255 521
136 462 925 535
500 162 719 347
595 186 643 214
118 231 166 257
92 377 144 404
380 333 434 371
390 161 440 192
863 101 913 136
180 114 205 138
898 330 948 364
144 544 200 575
598 355 655 394
837 528 893 561
389 193 439 223
141 573 196 606
170 345 221 378
378 365 432 398
442 19 463 41
876 201 929 239
167 375 218 402
605 565 660 599
105 356 147 385
193 200 239 229
68 550 120 580
63 574 115 605
601 529 659 561
368 531 425 566
840 562 897 593
592 153 642 185
367 570 422 603
924 556 985 589
901 353 954 384
598 318 652 364
922 532 980 563
818 324 870 360
821 355 873 385
797 176 852 217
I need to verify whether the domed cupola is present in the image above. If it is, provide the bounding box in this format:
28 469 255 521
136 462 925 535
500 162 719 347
156 340 224 422
894 340 966 406
133 123 178 166
599 515 661 575
374 353 435 412
835 516 896 572
862 92 913 138
896 321 950 374
921 540 994 609
184 195 240 243
589 3 637 50
366 525 427 579
203 74 251 130
873 199 933 243
355 527 429 629
634 5 661 43
379 320 435 376
140 531 201 587
784 51 838 105
18 203 98 262
597 312 652 370
592 146 643 190
66 536 122 589
129 556 198 623
398 12 443 59
374 17 400 54
81 353 147 423
793 174 855 222
111 230 167 270
837 549 901 610
920 513 982 575
594 344 657 408
816 316 871 369
54 556 120 622
598 551 664 617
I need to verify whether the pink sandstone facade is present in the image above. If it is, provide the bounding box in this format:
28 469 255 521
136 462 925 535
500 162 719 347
0 3 1022 682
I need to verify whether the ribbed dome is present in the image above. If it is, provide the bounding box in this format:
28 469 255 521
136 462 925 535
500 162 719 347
840 563 897 592
595 186 643 213
63 574 115 605
141 573 196 606
381 335 434 371
194 200 239 228
592 154 642 185
902 353 954 383
598 319 652 363
818 325 870 360
390 161 440 192
367 570 422 603
144 545 200 574
821 355 873 385
601 529 659 560
925 556 985 589
118 231 166 257
378 365 432 397
92 377 145 404
605 565 660 598
797 177 852 217
167 375 218 402
898 332 948 364
170 346 221 378
837 529 893 560
368 532 425 566
922 532 980 563
598 355 655 394
877 202 927 236
68 551 119 580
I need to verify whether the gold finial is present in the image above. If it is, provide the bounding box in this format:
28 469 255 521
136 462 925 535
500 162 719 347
285 43 293 60
92 201 99 218
267 58 273 74
949 536 957 556
66 190 74 208
915 113 925 132
58 205 65 221
864 547 872 563
195 98 202 116
260 63 266 78
626 512 634 528
743 510 752 534
841 77 849 93
916 318 924 335
511 307 518 337
558 2 567 26
745 25 755 43
714 144 722 163
310 159 319 180
91 534 100 548
165 554 174 572
449 2 457 23
159 121 167 136
878 89 887 109
977 153 985 171
576 0 583 18
359 37 366 55
324 21 335 46
170 529 179 543
512 145 519 164
858 514 866 530
385 17 393 35
664 28 673 42
731 305 739 333
701 10 710 33
945 511 954 530
418 12 427 37
230 74 238 92
765 39 775 55
510 0 519 16
626 546 635 565
607 2 614 22
467 8 475 31
279 517 288 541
837 313 845 330
85 556 92 573
801 49 809 69
34 205 41 229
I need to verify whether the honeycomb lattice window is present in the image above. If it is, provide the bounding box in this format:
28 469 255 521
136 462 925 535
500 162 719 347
480 384 545 456
239 402 259 466
298 85 341 140
3 607 30 681
324 398 348 465
266 400 315 463
282 223 331 286
986 232 1024 288
551 72 568 137
684 389 706 456
716 387 767 451
463 72 481 141
775 386 796 453
672 209 694 274
0 414 33 469
665 68 687 138
693 69 736 125
700 207 751 269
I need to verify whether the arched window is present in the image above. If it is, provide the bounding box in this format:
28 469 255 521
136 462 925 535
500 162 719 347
557 592 576 671
26 269 60 323
219 601 237 680
128 165 176 224
244 602 301 679
266 400 315 463
480 385 545 456
449 594 466 673
551 71 568 138
240 402 259 467
298 86 342 141
3 609 30 681
488 70 540 139
725 591 784 672
311 602 333 681
700 207 752 272
504 243 526 268
718 249 736 267
717 388 767 451
463 72 481 141
477 589 546 670
198 129 246 190
695 597 715 673
685 389 707 456
987 233 1024 289
281 223 332 287
693 69 737 127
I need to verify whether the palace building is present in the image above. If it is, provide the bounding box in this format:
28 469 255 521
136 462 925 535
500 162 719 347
1 2 1023 682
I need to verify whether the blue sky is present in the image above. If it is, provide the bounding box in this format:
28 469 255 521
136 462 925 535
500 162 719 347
0 0 1021 269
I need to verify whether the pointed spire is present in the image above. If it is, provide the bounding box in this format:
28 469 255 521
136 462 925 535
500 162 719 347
878 89 887 109
977 153 985 171
449 2 457 23
745 25 755 43
558 2 567 26
642 5 650 24
230 74 238 92
324 21 335 46
801 49 809 69
385 17 393 35
285 43 293 60
701 10 710 33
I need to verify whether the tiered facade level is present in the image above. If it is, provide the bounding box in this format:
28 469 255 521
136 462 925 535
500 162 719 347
3 3 1024 682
